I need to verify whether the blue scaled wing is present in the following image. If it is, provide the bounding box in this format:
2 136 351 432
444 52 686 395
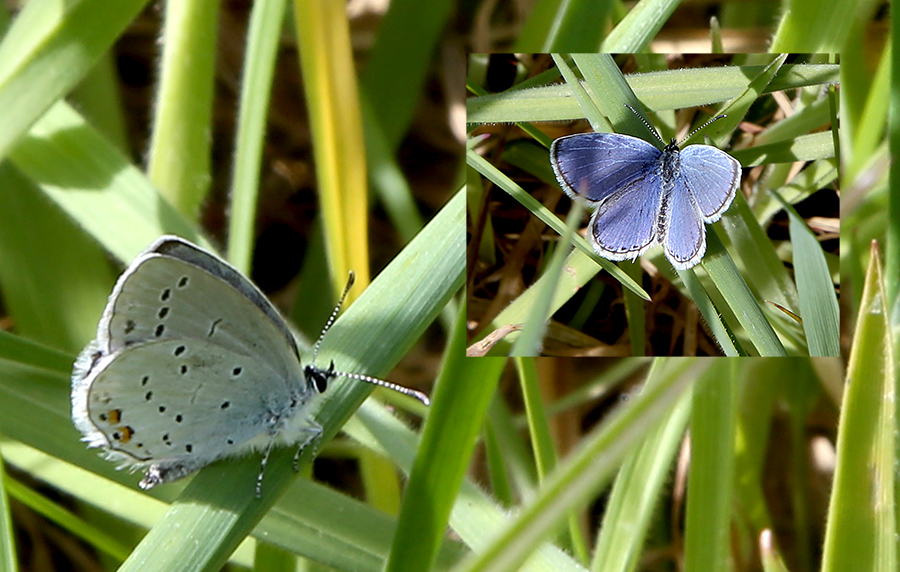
677 145 740 223
659 177 706 270
550 133 663 205
551 132 665 261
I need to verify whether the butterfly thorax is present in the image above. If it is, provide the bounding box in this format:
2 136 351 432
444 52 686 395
659 140 681 189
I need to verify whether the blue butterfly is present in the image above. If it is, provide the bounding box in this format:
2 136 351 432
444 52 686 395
550 107 741 270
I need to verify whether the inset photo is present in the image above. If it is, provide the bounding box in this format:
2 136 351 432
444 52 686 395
467 53 839 358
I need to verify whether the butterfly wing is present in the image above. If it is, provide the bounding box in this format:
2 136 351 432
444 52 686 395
660 175 706 270
677 145 740 223
550 133 663 205
587 169 664 262
75 338 322 487
551 133 665 261
94 236 302 380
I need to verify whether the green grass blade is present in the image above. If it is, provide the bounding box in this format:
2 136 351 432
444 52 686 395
146 0 218 217
515 0 612 52
385 309 502 572
466 148 647 300
5 476 131 562
7 100 209 261
517 357 589 561
770 0 880 52
456 358 706 572
0 0 149 161
512 199 584 355
701 231 787 356
350 389 586 572
227 0 289 273
0 164 115 353
777 193 840 356
822 242 896 572
600 0 681 52
361 0 454 150
466 64 839 125
293 0 371 290
590 371 692 571
683 360 737 572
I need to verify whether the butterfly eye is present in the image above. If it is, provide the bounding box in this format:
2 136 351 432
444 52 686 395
303 364 330 393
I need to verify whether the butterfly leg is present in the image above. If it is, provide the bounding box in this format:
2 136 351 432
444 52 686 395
292 421 323 472
255 440 277 498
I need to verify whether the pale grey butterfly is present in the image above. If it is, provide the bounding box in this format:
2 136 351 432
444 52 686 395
71 235 429 496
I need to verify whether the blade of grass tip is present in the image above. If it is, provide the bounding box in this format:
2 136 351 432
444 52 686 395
293 0 370 293
821 241 896 572
772 191 839 356
384 306 501 572
146 0 218 218
227 0 289 274
512 198 584 356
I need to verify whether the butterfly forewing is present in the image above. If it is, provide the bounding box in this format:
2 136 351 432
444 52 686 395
677 145 740 223
98 240 302 381
550 133 663 205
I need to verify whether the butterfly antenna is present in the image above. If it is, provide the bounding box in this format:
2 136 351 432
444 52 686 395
330 366 431 406
310 272 432 406
625 103 665 146
312 271 355 362
626 103 729 147
681 113 728 145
